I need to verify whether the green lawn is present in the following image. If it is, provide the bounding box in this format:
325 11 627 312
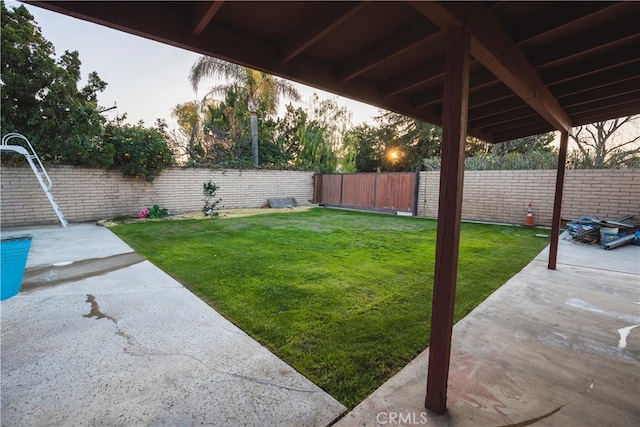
110 208 549 407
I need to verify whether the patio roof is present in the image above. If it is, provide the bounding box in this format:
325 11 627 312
26 1 639 143
25 0 640 416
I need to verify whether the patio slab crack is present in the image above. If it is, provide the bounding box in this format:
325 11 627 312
81 294 319 394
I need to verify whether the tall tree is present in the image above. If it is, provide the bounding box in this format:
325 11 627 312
351 111 442 172
169 99 212 164
491 132 554 155
569 116 640 168
1 3 109 166
189 57 300 166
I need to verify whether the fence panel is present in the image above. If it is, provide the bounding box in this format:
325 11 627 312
375 173 415 211
341 174 376 208
316 172 417 213
321 174 343 206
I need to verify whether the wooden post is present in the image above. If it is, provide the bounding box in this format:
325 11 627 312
548 130 569 270
425 28 470 414
413 167 421 216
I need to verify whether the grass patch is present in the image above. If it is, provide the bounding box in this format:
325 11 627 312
110 208 549 407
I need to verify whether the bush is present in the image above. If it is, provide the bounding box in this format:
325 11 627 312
106 120 174 182
423 151 558 171
202 181 223 216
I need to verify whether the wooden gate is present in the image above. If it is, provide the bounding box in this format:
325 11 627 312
314 172 419 214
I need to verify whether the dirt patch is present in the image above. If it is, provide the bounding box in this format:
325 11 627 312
98 206 315 227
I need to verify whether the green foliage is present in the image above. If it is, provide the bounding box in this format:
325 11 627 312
294 120 337 173
202 181 223 216
147 204 169 219
105 117 174 182
1 4 109 166
169 100 212 163
190 56 300 166
423 150 559 171
110 208 549 407
349 112 442 172
491 133 555 155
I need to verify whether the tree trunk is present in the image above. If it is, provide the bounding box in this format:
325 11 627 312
250 112 258 166
249 97 259 166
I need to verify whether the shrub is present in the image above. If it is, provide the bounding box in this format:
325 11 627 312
106 120 174 182
202 181 223 216
138 205 169 219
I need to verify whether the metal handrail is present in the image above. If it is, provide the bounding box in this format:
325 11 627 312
1 133 53 190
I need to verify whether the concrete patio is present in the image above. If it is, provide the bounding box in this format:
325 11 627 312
1 222 639 426
1 223 346 426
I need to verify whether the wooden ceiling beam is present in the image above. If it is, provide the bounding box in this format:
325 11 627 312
410 1 572 133
191 1 224 35
480 115 547 135
492 124 556 144
338 22 441 83
279 2 369 63
512 2 624 44
530 13 640 69
411 68 498 109
470 104 536 130
468 84 514 109
551 66 639 98
541 44 639 86
571 102 640 127
381 57 445 98
564 92 640 116
558 79 640 110
468 97 528 122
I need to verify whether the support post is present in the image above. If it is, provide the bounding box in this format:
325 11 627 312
425 28 470 414
548 130 569 270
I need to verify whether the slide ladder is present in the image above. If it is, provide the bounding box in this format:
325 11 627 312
1 133 68 228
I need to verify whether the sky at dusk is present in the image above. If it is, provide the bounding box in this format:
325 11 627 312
11 1 381 130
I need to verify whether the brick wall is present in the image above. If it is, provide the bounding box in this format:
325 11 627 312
417 169 640 225
1 166 315 227
2 166 638 227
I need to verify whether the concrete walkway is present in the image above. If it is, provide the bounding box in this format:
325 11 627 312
1 223 346 426
336 233 640 426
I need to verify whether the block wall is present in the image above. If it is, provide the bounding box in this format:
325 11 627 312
2 166 638 228
417 169 640 226
1 166 315 227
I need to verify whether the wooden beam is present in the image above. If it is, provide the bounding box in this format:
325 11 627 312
381 57 445 98
558 79 640 109
572 101 640 128
468 97 530 123
338 22 441 82
548 131 569 270
411 1 572 133
511 2 624 44
411 67 499 108
279 2 369 63
425 28 470 414
528 13 640 68
541 45 640 85
191 1 224 35
551 66 639 99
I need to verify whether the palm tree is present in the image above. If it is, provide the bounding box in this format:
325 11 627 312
189 56 301 166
